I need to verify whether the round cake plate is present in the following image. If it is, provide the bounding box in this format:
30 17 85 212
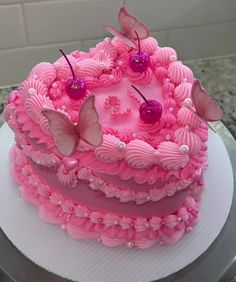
0 123 234 282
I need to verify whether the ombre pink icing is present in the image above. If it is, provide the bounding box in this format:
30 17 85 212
4 33 208 249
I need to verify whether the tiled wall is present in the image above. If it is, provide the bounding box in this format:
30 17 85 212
0 0 236 86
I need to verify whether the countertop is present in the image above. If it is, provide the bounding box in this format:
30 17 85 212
0 55 236 138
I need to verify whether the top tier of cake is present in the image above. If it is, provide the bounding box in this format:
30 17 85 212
4 36 208 192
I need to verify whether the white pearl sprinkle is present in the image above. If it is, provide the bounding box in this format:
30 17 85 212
118 60 123 66
178 217 182 222
165 134 171 141
183 78 188 83
127 241 133 248
185 125 190 130
165 78 170 83
170 55 177 61
169 107 174 112
99 62 106 69
154 150 160 157
28 88 36 95
184 98 192 106
146 196 151 201
187 226 192 232
109 75 114 80
52 82 58 88
118 142 126 150
97 238 102 243
114 221 119 225
180 144 189 154
100 50 105 53
132 133 137 138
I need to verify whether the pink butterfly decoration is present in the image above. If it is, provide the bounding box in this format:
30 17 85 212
186 80 224 132
103 6 150 48
42 95 102 156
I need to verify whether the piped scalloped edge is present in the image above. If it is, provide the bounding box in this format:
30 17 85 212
12 145 201 249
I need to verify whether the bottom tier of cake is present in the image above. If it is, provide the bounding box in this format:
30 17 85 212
11 145 201 249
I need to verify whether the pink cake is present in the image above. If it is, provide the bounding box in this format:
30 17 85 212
3 7 212 249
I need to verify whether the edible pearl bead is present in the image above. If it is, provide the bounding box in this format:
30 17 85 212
169 107 174 112
118 142 126 150
165 134 171 141
28 88 36 95
183 78 188 83
132 133 137 138
146 196 151 201
184 98 192 106
52 82 58 88
154 150 160 157
180 145 189 154
187 226 192 232
109 75 114 80
127 241 133 248
170 55 177 61
99 62 106 69
185 125 190 130
97 238 102 243
118 60 123 66
114 221 119 225
178 217 182 222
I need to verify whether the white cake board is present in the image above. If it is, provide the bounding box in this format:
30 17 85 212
0 123 234 282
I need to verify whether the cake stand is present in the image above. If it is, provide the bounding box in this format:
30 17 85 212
0 122 235 282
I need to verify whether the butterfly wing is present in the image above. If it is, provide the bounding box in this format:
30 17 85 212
191 80 224 122
102 25 136 48
42 109 78 156
119 6 150 40
76 95 102 147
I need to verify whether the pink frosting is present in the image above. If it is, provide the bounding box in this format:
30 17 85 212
19 78 48 98
174 82 192 104
168 62 194 85
177 107 201 129
126 66 152 84
29 62 56 87
154 67 168 82
158 141 189 170
11 145 201 249
76 58 102 78
54 55 77 80
140 37 158 54
174 127 201 156
155 47 177 65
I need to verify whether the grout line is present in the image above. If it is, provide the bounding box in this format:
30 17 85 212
20 3 29 45
184 53 236 64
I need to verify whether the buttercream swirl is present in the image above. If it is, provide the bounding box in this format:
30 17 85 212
29 62 56 87
75 58 102 78
93 39 118 60
126 66 152 84
174 82 192 104
155 47 177 65
94 134 125 163
177 107 201 129
168 61 194 84
140 37 158 54
24 93 54 124
125 140 156 168
154 67 168 82
158 141 189 170
174 127 201 155
54 55 77 80
19 78 48 98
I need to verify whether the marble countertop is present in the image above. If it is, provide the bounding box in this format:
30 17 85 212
0 55 235 139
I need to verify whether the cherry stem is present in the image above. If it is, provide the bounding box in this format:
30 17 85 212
131 85 150 106
59 49 76 79
135 31 141 54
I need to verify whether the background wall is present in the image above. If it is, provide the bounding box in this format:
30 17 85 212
0 0 235 86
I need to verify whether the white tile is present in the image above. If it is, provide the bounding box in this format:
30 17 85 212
23 0 121 45
208 0 236 23
0 5 26 49
152 31 167 47
125 0 211 30
167 22 236 60
0 41 82 86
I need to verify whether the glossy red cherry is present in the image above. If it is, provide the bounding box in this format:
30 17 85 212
60 49 87 100
131 85 162 124
129 31 150 73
